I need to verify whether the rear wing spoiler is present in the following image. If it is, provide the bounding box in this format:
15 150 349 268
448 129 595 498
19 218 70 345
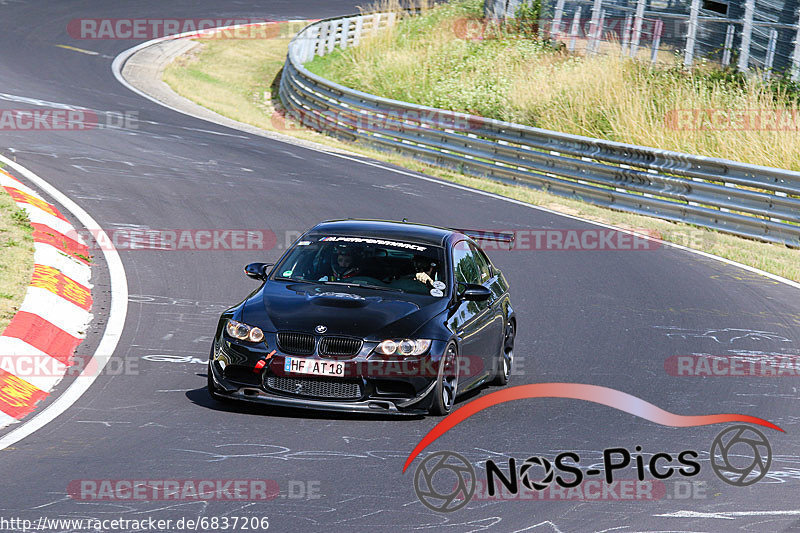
455 229 515 249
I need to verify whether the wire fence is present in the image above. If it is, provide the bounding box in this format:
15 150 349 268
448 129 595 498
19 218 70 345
486 0 800 78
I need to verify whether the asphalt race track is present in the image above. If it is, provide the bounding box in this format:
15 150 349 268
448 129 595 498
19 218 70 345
1 1 799 532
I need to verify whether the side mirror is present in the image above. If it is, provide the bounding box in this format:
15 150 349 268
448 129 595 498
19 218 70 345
459 283 492 302
244 262 272 280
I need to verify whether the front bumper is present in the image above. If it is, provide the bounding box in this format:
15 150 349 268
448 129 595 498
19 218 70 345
208 358 436 415
208 334 451 415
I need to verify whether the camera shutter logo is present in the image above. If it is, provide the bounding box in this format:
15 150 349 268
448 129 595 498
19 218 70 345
710 425 772 487
519 456 554 491
413 451 475 512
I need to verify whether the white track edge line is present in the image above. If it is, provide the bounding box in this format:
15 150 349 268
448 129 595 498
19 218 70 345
111 25 800 293
0 155 128 450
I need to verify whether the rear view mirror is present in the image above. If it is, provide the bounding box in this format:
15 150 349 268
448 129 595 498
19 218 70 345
244 262 272 280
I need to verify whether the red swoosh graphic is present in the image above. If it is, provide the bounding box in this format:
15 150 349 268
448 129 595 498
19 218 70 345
402 383 784 472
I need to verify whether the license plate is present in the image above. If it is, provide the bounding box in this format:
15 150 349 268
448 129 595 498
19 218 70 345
284 357 345 377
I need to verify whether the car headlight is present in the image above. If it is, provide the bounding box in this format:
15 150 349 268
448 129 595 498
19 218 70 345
375 338 431 356
226 319 265 343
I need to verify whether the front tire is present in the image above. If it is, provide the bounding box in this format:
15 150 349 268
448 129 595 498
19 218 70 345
429 341 459 416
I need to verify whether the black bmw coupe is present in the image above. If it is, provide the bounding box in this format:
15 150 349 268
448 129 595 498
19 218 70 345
207 219 516 415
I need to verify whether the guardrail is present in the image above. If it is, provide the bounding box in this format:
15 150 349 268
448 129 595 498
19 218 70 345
279 12 800 248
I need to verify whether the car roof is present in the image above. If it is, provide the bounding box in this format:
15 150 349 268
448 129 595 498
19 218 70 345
307 219 461 247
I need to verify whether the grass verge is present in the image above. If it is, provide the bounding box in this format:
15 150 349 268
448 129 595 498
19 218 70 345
0 171 35 333
163 20 800 283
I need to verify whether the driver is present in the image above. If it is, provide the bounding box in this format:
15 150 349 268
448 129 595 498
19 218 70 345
413 256 438 288
330 247 362 280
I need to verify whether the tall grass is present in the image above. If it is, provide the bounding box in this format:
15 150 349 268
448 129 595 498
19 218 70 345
307 0 800 170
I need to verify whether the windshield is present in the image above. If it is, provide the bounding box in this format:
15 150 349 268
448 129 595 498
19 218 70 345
272 235 447 296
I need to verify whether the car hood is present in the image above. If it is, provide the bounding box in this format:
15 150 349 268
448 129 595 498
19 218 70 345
240 280 448 339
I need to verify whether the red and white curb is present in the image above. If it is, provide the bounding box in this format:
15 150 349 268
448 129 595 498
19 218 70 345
0 167 92 428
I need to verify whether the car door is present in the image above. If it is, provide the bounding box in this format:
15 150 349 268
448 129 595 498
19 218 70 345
450 240 494 387
470 243 506 367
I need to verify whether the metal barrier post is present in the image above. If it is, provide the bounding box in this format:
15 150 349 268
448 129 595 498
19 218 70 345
594 9 606 54
316 23 328 56
485 0 505 21
569 7 581 52
684 0 701 68
551 0 566 39
326 20 339 54
722 24 735 67
791 10 800 81
506 0 522 20
621 14 632 57
372 13 381 36
630 0 646 58
353 16 364 47
588 0 603 54
340 18 351 49
765 28 778 77
650 19 663 64
738 0 755 72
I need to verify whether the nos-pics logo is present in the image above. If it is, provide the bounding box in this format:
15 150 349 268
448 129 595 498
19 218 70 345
413 424 772 513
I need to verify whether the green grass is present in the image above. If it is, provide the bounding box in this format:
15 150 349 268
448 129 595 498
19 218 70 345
162 17 800 283
163 22 309 135
0 181 35 333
